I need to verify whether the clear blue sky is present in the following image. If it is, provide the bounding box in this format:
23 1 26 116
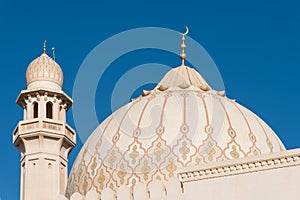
1 0 300 199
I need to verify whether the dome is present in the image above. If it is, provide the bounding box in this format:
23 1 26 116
67 64 285 196
26 52 63 90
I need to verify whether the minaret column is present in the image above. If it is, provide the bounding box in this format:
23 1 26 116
13 46 76 200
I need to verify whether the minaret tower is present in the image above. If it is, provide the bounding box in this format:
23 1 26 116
13 42 76 200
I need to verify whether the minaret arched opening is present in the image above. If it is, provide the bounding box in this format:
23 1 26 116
46 102 53 119
33 102 38 118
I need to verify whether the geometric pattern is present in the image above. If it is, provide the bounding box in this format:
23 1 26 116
67 86 285 196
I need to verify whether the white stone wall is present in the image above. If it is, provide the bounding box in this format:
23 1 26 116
180 148 300 200
184 165 300 200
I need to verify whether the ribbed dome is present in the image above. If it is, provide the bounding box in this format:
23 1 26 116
67 65 285 196
26 53 63 90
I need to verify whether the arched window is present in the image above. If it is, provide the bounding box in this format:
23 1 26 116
33 102 38 118
46 102 53 119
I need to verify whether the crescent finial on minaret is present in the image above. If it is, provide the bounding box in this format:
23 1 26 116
43 40 47 54
180 26 188 66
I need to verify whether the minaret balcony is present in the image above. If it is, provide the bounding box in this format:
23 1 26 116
13 118 76 146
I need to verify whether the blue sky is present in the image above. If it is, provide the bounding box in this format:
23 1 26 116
1 0 300 199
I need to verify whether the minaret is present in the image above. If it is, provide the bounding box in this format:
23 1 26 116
13 42 76 200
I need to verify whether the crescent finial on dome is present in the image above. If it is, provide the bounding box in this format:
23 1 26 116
180 26 188 66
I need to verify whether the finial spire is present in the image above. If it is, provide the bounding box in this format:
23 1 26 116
52 47 56 61
43 40 47 54
180 26 189 66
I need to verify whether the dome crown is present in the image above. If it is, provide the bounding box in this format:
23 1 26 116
26 46 63 90
155 65 211 91
150 27 210 93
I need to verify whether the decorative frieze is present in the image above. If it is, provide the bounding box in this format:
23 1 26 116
178 149 300 182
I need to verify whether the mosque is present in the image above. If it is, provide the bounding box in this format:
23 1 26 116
13 30 300 200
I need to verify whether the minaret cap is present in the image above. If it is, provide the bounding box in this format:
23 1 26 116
25 41 64 90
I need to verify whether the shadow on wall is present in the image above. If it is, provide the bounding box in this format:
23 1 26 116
57 178 183 200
